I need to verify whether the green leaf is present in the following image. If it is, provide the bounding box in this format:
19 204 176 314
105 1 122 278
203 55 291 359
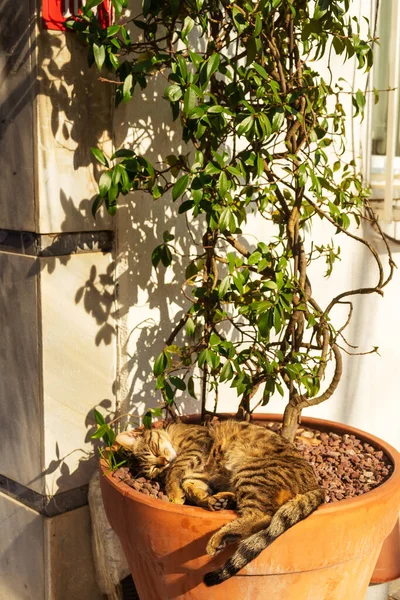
198 350 207 367
245 37 257 67
108 184 119 204
184 87 197 115
164 382 175 402
254 300 272 314
151 407 163 418
256 153 264 177
237 116 253 136
123 74 133 102
227 165 243 178
151 245 162 267
219 207 232 231
204 162 221 175
273 307 282 333
218 275 230 299
94 409 105 426
107 24 121 37
156 375 165 389
91 424 108 439
271 111 285 132
182 16 195 39
233 273 244 294
188 50 202 68
257 312 270 338
177 55 188 80
253 63 269 81
165 84 182 103
186 317 195 336
188 376 196 399
264 280 278 290
169 376 186 391
99 171 112 197
112 0 125 18
91 147 109 167
161 245 172 267
112 148 135 159
142 0 151 17
153 351 167 376
248 251 262 265
84 0 103 10
93 43 106 70
92 195 104 218
254 14 262 36
207 350 220 369
207 105 224 114
153 184 163 199
218 171 229 197
172 174 189 201
340 213 351 230
227 252 235 274
108 50 119 71
105 197 117 216
232 7 247 34
220 360 233 382
143 411 152 429
206 54 220 81
178 200 194 213
298 164 307 187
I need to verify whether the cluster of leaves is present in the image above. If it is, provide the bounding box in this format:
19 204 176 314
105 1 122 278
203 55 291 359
73 0 392 441
91 409 126 470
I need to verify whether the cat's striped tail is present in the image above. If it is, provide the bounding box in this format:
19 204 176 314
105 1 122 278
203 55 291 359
203 488 324 587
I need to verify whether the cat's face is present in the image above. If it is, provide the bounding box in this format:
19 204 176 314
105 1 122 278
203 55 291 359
116 429 177 479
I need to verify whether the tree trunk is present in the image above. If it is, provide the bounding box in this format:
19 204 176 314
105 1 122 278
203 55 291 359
281 403 302 443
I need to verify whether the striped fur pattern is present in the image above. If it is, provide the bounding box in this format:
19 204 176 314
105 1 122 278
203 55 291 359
203 420 324 586
116 423 234 510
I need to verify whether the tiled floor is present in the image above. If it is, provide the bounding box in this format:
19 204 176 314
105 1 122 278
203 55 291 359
360 580 400 600
365 579 400 600
389 578 400 599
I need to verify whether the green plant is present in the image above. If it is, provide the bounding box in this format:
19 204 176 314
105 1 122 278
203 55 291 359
74 0 394 443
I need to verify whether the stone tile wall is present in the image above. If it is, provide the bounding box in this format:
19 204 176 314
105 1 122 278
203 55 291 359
0 1 116 597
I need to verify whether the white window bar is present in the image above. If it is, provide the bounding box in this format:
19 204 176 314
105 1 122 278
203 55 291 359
62 0 98 18
383 0 400 223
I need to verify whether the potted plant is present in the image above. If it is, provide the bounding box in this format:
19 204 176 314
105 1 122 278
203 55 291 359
70 0 400 597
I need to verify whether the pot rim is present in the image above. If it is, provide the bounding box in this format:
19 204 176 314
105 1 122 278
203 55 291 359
100 413 400 520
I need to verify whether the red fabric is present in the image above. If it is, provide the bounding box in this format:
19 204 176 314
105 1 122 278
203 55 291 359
42 0 112 31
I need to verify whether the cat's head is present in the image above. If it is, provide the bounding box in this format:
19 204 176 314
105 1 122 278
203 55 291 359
116 428 177 479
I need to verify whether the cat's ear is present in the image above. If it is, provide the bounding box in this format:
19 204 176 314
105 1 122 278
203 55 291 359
116 430 142 450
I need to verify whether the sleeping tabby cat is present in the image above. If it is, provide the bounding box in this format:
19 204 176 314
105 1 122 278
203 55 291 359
203 420 324 586
116 419 323 587
116 422 234 510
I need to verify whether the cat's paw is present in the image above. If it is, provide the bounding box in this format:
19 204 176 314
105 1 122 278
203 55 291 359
206 533 222 556
207 491 235 512
207 531 240 556
168 493 185 504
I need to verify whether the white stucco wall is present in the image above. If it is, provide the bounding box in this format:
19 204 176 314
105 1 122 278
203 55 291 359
114 0 400 452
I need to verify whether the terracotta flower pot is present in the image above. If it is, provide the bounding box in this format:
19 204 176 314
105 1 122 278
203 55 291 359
99 414 400 600
370 518 400 583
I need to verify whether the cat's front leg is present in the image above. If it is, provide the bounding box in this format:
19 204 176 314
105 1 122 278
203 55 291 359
182 478 212 508
165 473 185 504
206 513 272 556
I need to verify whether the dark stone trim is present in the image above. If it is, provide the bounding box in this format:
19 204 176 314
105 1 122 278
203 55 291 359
0 229 113 256
0 473 88 517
